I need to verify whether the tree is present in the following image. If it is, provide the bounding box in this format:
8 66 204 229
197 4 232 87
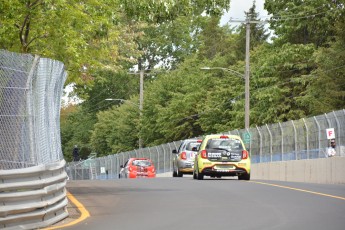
60 106 95 161
234 2 270 60
0 0 136 83
297 11 345 114
265 0 342 47
141 58 207 145
249 42 316 125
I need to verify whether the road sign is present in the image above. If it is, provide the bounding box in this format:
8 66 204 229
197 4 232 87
326 128 335 139
242 132 251 144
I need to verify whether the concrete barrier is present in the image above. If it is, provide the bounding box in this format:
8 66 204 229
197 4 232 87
251 157 345 184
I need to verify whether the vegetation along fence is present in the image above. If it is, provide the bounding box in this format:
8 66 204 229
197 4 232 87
66 109 345 180
0 50 68 229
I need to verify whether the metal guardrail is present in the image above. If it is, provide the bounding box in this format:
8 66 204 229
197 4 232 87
67 109 345 180
0 50 68 229
0 160 68 230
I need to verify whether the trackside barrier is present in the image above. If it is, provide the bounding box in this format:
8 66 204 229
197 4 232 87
251 157 345 184
0 160 68 229
67 110 345 184
0 50 68 229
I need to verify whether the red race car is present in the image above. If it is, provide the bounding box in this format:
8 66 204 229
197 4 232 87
119 158 156 178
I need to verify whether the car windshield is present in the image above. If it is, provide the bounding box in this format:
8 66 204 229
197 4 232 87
132 160 152 167
185 142 200 151
206 138 243 151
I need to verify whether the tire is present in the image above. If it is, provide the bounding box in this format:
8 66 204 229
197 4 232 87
197 171 204 180
193 170 197 179
238 173 250 180
196 168 204 180
172 164 178 177
177 168 183 177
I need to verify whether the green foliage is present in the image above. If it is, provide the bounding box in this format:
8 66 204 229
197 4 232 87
0 0 137 83
297 15 345 114
60 107 96 160
141 58 208 145
90 102 140 155
250 42 316 124
265 0 342 47
6 0 341 157
121 0 230 23
235 2 270 60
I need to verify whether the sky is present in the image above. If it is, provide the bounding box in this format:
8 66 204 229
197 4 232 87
220 0 269 27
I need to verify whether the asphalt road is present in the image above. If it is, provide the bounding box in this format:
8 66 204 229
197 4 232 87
63 175 345 230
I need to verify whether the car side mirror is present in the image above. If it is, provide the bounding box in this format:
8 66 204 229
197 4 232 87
172 149 177 154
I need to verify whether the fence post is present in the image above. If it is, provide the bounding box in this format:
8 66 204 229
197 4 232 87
313 116 321 158
333 111 341 146
163 145 166 173
303 118 309 159
291 120 297 160
278 122 283 161
148 147 152 162
266 124 272 162
155 146 160 173
27 55 40 165
256 125 262 163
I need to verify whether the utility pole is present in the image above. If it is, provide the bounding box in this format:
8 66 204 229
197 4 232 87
139 69 144 149
230 14 262 130
245 16 250 130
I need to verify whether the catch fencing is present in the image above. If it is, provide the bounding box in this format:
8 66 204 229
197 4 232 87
66 109 345 181
0 50 68 229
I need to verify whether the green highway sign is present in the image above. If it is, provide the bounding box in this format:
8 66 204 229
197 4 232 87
242 132 251 144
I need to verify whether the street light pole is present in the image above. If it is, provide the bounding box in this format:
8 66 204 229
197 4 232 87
139 69 144 149
201 66 249 129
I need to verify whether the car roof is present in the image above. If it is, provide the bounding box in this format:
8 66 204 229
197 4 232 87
183 138 202 142
129 158 152 161
203 134 241 140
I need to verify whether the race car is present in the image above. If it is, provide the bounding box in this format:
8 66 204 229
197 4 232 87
193 134 250 180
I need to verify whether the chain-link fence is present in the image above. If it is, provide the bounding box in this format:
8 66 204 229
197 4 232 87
0 50 67 170
66 109 345 180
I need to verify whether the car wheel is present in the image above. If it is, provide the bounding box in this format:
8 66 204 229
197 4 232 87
177 168 183 177
238 173 250 180
172 164 178 177
197 172 204 180
193 169 197 179
196 168 204 180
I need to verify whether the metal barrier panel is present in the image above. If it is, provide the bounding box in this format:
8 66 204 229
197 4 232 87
0 160 68 229
0 50 68 229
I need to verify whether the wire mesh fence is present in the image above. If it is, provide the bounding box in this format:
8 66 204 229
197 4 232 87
66 109 345 180
0 50 66 170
